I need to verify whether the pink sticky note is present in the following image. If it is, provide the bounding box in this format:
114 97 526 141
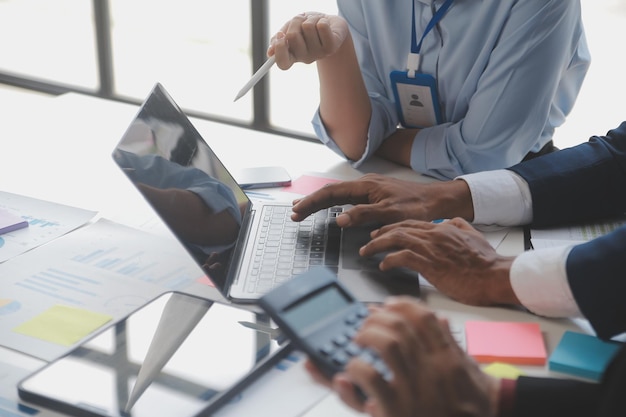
465 321 547 365
197 275 215 287
281 175 341 195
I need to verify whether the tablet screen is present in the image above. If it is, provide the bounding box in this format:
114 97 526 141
18 292 284 417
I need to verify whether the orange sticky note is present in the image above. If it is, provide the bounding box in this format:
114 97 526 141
465 321 547 366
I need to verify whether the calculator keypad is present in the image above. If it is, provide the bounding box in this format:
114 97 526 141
318 306 392 380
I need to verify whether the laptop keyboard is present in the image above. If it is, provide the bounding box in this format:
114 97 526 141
246 205 343 294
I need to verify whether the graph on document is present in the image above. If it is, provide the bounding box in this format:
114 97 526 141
580 218 626 241
72 246 198 289
8 219 203 308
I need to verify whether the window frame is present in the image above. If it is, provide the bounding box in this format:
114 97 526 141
0 0 316 142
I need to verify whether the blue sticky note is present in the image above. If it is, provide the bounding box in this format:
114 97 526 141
548 331 622 381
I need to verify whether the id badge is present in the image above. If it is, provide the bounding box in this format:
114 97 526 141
390 70 442 129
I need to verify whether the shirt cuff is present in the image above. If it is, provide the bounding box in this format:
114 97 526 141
510 246 583 317
458 170 533 226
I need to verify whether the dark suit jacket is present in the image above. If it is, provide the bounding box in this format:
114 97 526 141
506 122 626 416
509 121 626 340
514 346 626 417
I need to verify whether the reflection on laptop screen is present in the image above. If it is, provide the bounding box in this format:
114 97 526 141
112 84 251 293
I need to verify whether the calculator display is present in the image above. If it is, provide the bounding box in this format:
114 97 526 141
259 268 392 390
282 285 350 330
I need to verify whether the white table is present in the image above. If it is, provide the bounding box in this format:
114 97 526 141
0 89 590 417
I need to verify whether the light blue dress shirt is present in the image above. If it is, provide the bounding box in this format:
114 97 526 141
312 0 590 179
114 149 242 255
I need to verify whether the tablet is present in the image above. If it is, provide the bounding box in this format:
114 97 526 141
18 292 289 417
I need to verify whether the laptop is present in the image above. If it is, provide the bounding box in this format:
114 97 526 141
112 83 420 303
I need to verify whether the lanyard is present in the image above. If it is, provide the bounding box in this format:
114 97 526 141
407 0 455 77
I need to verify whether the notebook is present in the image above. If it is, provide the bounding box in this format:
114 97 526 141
111 83 420 303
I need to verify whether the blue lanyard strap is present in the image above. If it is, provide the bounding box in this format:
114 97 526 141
412 0 455 54
407 0 455 77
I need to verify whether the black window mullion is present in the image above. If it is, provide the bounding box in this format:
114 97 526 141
92 0 114 98
250 0 271 130
0 1 317 142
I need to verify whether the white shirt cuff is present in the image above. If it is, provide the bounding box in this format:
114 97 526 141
510 246 582 317
458 170 533 226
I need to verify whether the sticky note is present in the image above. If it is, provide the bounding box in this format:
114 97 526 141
0 208 28 235
13 305 113 346
281 175 341 195
483 362 524 379
549 331 622 381
465 321 547 365
197 275 215 287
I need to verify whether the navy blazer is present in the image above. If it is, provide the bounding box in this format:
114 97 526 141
508 122 626 340
506 123 626 416
514 345 626 417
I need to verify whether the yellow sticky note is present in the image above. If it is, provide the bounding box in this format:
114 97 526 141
14 305 113 346
483 362 524 379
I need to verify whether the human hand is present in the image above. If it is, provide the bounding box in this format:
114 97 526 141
291 174 474 228
268 12 349 70
360 218 519 306
307 297 500 417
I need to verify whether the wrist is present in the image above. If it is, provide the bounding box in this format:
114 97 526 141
496 378 517 417
487 256 520 306
428 179 474 221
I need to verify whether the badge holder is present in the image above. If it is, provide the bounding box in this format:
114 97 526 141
390 69 442 129
391 0 454 129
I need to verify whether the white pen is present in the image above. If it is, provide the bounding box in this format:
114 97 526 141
234 55 276 102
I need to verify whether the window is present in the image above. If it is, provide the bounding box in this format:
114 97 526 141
109 1 252 123
0 0 624 149
268 0 337 136
0 0 98 90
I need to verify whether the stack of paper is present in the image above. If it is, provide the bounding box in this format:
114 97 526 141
465 321 547 365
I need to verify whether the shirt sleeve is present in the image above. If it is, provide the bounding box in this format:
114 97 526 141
458 169 532 226
311 1 402 167
510 245 583 318
410 1 589 179
461 169 582 318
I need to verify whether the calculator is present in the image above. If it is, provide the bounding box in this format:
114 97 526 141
259 267 391 382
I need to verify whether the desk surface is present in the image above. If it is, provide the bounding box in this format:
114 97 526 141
0 89 590 417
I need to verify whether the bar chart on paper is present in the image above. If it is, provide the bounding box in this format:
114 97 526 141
71 246 195 288
0 219 204 361
0 191 97 263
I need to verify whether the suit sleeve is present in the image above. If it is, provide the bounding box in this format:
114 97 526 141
513 376 600 417
512 346 626 417
508 121 626 228
508 122 626 340
566 226 626 339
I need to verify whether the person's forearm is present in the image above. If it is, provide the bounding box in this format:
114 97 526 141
317 33 371 161
374 128 419 167
137 185 239 246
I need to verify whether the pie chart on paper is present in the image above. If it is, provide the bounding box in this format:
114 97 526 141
0 299 21 315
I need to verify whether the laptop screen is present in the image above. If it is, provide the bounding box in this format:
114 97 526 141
112 83 251 294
